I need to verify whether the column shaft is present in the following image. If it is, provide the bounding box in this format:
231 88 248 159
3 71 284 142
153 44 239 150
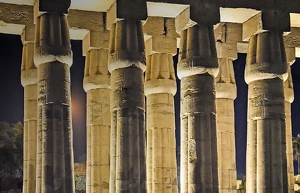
109 20 146 193
145 53 178 193
245 32 288 193
21 42 38 193
34 13 74 193
84 48 111 193
178 25 219 193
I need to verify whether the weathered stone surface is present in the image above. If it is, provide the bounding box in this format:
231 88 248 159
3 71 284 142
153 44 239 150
34 13 72 67
108 19 146 193
245 32 288 84
0 3 34 25
178 24 219 193
245 32 288 193
214 22 242 43
177 25 219 79
34 13 75 193
82 31 110 55
21 42 38 193
84 47 111 193
108 20 146 72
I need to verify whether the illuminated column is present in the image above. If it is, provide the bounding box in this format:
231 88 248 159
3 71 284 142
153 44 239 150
285 47 295 193
143 17 178 193
21 25 37 193
107 1 147 192
176 5 220 192
245 32 288 193
34 1 75 192
215 41 237 193
83 30 111 193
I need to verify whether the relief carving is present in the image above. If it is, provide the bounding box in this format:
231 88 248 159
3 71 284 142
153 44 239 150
11 10 29 21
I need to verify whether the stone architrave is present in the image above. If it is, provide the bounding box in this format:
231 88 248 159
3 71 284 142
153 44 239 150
144 17 178 193
215 41 238 193
34 4 75 192
107 1 147 192
176 5 220 191
21 25 37 193
83 30 111 193
284 47 296 193
245 31 288 193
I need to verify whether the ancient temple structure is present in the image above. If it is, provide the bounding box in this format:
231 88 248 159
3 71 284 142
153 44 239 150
1 0 300 192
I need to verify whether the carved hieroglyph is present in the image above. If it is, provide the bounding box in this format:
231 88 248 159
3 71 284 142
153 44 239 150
178 24 219 193
245 32 288 193
34 13 74 193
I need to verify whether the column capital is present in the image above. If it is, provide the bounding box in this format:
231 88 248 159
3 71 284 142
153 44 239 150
21 24 35 44
245 32 288 84
21 42 37 87
106 0 147 30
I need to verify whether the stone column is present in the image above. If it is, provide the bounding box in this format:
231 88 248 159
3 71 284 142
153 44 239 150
176 5 220 191
34 1 75 192
285 47 295 193
107 1 147 192
245 31 288 193
143 17 178 193
215 41 238 193
21 25 37 193
83 30 111 193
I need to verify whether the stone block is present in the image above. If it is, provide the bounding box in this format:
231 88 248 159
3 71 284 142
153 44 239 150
216 42 237 59
38 0 70 14
175 7 197 34
284 27 300 48
144 17 179 38
145 36 177 55
214 22 242 43
106 0 147 29
21 24 35 44
242 13 265 41
262 10 290 32
285 47 295 65
82 31 110 55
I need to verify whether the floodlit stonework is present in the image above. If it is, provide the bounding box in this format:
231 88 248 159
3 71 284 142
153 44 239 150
1 0 300 192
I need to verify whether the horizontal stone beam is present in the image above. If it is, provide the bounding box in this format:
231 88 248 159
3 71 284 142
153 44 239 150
0 3 34 25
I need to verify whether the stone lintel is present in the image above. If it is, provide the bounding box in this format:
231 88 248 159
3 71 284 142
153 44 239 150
242 13 265 41
284 27 300 48
0 3 34 25
67 9 106 32
82 31 110 56
106 0 147 30
21 24 35 44
216 42 237 59
214 22 242 43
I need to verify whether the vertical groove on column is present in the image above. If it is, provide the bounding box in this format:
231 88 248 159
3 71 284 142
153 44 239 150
245 31 288 193
178 24 219 193
21 42 38 193
34 13 74 193
84 48 111 193
109 20 146 193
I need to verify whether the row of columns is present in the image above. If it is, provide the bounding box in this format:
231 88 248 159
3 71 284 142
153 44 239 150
19 1 296 193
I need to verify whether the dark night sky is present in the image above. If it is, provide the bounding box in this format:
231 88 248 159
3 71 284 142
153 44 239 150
1 33 300 179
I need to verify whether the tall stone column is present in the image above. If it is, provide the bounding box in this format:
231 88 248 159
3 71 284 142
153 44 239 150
107 1 147 192
143 17 178 193
83 30 111 193
176 5 220 191
21 25 37 193
34 1 74 192
215 41 237 193
245 32 288 193
284 47 295 193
